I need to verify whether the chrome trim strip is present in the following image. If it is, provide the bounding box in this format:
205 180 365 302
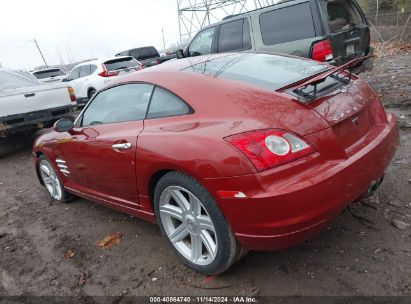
57 164 68 169
60 169 70 174
56 159 66 163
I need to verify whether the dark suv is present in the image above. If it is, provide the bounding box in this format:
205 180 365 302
176 0 373 72
116 46 175 68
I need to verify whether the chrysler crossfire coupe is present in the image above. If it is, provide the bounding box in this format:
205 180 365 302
33 52 399 274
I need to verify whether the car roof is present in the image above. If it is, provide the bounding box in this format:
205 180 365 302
32 68 63 73
112 52 327 97
143 53 236 72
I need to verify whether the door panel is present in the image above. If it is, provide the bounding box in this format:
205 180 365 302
62 121 142 207
58 83 154 208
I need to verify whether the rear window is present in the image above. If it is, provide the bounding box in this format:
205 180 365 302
259 2 316 45
0 70 39 90
104 57 140 72
32 69 65 79
327 0 364 32
182 53 329 91
129 47 160 60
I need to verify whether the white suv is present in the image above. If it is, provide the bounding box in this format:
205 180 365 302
63 56 142 105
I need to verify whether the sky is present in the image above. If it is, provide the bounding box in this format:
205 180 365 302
0 0 181 70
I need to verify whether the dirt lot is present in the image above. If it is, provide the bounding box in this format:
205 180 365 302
0 53 410 299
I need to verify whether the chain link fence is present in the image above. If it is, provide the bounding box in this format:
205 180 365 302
362 8 411 43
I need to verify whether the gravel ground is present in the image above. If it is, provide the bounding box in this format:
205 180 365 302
0 53 410 299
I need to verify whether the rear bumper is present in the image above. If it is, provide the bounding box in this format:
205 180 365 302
332 47 374 74
0 105 75 136
203 114 399 250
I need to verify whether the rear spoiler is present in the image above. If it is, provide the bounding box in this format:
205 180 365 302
277 55 373 92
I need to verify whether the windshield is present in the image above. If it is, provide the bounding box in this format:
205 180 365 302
0 69 39 90
33 69 65 79
104 57 140 72
182 53 329 91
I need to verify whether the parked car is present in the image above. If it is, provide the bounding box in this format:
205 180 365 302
33 52 398 274
63 56 142 105
0 68 76 139
176 0 373 72
116 46 175 68
32 68 66 83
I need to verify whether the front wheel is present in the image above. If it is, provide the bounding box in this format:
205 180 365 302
154 172 242 275
38 155 73 203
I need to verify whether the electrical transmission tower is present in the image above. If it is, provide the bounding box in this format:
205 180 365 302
177 0 278 46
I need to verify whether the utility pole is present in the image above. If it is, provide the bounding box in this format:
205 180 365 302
33 39 48 68
162 27 167 54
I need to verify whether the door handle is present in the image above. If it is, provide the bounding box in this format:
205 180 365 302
24 93 35 98
112 142 132 150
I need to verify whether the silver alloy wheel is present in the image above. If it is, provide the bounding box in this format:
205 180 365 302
159 186 218 266
39 159 62 201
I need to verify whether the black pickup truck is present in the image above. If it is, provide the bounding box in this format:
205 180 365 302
115 46 175 68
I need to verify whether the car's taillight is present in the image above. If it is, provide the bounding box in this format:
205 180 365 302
98 64 119 77
224 129 315 171
311 39 334 62
67 86 76 103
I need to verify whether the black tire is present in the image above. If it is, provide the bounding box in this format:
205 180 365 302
88 88 96 100
154 171 242 275
38 155 74 203
32 128 52 141
0 140 14 158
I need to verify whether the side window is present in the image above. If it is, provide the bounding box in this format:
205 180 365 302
90 65 97 74
68 67 80 81
81 84 153 126
218 19 242 52
259 3 316 45
188 27 216 57
147 87 191 119
79 65 91 78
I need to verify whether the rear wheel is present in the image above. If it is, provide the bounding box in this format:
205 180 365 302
38 155 73 203
154 171 242 274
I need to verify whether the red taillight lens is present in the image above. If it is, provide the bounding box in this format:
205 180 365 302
98 64 119 77
67 86 76 103
224 129 315 171
311 39 334 62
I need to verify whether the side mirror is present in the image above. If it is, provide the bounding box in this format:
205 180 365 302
176 49 185 59
53 118 74 133
62 78 69 82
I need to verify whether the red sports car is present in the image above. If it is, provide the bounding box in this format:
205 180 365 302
33 53 399 274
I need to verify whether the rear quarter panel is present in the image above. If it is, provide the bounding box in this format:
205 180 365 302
136 114 257 198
